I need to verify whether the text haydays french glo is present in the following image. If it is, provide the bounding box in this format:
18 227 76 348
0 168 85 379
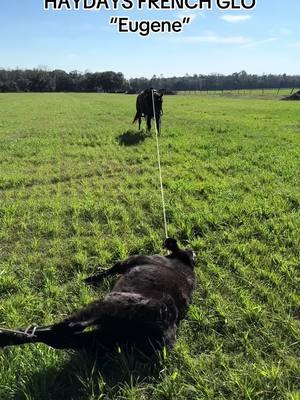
44 0 256 11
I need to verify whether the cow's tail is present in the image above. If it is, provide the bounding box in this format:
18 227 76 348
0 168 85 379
132 113 139 124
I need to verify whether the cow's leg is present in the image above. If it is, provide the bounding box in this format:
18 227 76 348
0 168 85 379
19 293 146 338
0 326 112 350
34 327 107 350
0 298 112 350
50 298 105 333
0 293 178 352
155 114 161 134
0 328 40 347
146 115 152 132
53 292 177 340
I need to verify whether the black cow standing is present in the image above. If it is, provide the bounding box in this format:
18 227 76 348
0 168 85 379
133 89 163 133
0 239 196 354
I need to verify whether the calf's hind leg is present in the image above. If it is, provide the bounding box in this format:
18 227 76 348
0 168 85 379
0 325 102 350
0 293 178 351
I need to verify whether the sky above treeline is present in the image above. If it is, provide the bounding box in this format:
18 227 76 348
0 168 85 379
1 0 299 78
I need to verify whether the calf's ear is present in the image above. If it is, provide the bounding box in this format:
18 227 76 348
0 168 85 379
164 238 179 252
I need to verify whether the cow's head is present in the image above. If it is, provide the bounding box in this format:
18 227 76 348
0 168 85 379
165 238 196 269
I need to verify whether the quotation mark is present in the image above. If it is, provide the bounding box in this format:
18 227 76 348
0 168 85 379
110 17 118 24
182 17 190 24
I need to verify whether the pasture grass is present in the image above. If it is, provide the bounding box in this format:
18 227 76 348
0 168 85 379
0 92 299 399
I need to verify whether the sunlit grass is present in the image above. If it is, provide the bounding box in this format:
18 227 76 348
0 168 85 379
0 93 299 399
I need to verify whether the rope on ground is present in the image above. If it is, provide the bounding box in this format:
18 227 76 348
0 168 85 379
151 89 168 239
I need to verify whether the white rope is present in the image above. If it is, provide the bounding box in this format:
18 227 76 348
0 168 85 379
151 89 168 239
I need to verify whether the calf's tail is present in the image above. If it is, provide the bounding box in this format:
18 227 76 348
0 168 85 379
132 112 139 124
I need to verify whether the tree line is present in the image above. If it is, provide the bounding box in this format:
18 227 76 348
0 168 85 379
0 68 299 93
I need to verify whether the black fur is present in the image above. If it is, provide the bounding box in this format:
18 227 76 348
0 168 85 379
0 239 196 353
133 88 163 133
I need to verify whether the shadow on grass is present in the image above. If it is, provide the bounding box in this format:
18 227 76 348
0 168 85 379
16 347 161 400
117 130 148 146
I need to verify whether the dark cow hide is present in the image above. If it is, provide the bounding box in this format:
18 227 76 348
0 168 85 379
133 88 163 133
0 239 196 354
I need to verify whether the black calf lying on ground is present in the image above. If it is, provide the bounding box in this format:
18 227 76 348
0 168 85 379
0 239 196 353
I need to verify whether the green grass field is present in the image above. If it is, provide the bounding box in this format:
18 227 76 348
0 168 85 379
0 93 299 400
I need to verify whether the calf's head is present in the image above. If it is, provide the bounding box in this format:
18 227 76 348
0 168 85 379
164 238 196 269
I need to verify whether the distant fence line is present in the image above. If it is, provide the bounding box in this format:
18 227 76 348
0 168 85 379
175 88 299 96
0 88 298 96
